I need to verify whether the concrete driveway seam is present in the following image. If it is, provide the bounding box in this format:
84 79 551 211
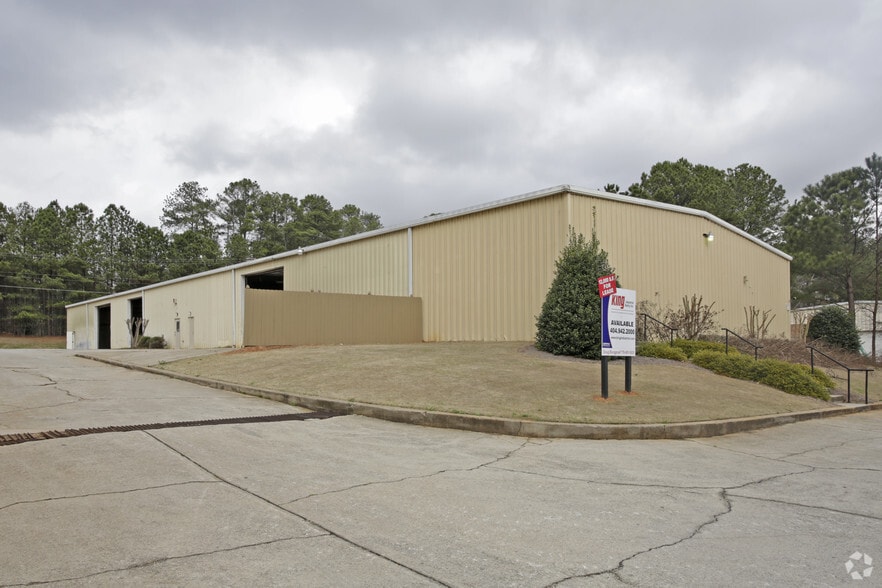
144 430 453 587
78 353 882 439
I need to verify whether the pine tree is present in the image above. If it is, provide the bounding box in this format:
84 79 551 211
535 228 617 359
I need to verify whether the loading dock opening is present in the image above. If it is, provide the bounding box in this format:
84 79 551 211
244 268 283 290
97 305 111 349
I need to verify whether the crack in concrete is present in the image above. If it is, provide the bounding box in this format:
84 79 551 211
487 455 816 492
776 435 882 460
531 437 876 586
687 434 882 470
544 488 734 587
0 480 219 512
0 535 326 587
283 438 533 505
0 370 86 412
145 431 451 587
726 493 882 521
0 399 81 415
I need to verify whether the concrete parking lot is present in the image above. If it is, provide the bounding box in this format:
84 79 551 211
1 350 880 586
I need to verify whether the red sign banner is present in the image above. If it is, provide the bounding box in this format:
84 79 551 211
597 274 617 298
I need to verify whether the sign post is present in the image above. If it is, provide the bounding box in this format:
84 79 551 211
599 286 636 399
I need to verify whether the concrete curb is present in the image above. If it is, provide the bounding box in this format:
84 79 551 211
79 353 882 440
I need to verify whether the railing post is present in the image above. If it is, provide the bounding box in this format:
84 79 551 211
725 329 729 355
806 345 874 405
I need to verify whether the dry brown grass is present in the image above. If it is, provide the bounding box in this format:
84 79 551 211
0 335 65 349
161 342 838 424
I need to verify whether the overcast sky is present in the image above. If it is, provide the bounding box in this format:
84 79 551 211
2 0 879 229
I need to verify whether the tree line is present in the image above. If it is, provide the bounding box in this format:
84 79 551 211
0 178 382 336
4 155 881 342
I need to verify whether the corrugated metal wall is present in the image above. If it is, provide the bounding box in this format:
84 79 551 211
67 187 791 348
65 305 89 349
283 231 409 296
573 195 791 337
244 289 422 345
411 190 790 341
143 272 236 348
412 196 569 341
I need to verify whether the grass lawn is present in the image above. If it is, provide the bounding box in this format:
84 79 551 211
0 335 66 349
161 342 840 424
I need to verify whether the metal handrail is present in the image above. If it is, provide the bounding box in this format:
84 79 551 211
807 345 874 404
723 328 763 360
640 313 678 345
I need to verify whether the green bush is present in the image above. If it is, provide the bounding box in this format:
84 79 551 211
535 228 617 359
690 350 831 400
638 342 688 361
807 306 861 353
691 350 755 379
673 338 728 358
752 359 830 400
797 364 836 389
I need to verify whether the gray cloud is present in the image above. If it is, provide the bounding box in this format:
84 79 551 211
0 0 879 228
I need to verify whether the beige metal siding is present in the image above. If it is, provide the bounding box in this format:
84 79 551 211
67 186 791 347
68 271 236 349
412 196 569 341
144 272 235 348
571 194 791 337
65 305 89 349
244 289 422 345
283 231 409 296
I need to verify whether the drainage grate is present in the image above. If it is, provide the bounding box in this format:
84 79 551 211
0 411 343 446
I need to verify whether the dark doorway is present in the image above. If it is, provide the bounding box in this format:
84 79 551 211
129 297 144 343
97 305 111 349
244 267 284 290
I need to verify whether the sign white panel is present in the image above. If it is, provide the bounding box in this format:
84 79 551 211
601 288 636 357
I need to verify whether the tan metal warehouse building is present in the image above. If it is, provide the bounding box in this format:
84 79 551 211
66 185 792 349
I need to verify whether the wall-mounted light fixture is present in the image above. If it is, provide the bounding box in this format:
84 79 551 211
702 232 715 242
294 247 304 256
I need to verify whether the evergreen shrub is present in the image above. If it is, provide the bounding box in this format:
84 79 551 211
637 342 688 361
691 350 831 400
806 306 861 353
535 228 617 359
672 338 728 358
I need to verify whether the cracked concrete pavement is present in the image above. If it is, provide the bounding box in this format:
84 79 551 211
1 350 881 586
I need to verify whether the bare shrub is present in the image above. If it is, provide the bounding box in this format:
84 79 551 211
744 306 776 340
669 294 721 340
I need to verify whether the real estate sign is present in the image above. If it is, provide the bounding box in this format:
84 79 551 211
601 288 636 357
597 273 617 298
